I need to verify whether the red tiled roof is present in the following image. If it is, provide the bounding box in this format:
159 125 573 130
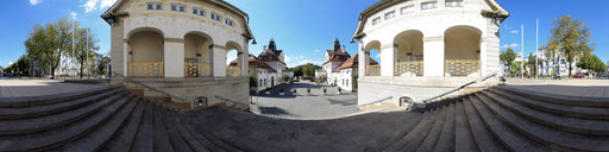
325 48 351 64
258 49 286 65
229 54 276 72
334 54 378 72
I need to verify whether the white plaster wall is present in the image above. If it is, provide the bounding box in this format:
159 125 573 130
358 0 499 77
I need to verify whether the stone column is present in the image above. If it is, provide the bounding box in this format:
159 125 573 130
358 45 367 78
380 44 395 76
212 45 227 77
164 38 185 78
423 36 445 77
110 23 126 76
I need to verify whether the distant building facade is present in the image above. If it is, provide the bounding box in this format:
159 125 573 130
354 0 509 108
102 0 254 106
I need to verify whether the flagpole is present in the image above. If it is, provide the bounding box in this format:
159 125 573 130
86 28 89 79
535 19 539 79
521 24 524 79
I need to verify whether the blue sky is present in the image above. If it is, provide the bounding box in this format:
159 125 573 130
1 0 608 68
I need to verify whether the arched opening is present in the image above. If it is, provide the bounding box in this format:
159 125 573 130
444 25 481 77
226 41 243 77
394 30 424 76
364 41 381 76
184 32 213 77
128 28 164 77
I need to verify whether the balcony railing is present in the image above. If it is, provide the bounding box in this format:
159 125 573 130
445 59 480 76
395 61 423 76
227 66 241 77
365 65 381 76
184 62 212 77
128 62 164 77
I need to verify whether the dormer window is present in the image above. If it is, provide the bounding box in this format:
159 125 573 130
384 11 395 20
445 0 464 7
372 17 381 25
401 5 415 14
421 2 437 10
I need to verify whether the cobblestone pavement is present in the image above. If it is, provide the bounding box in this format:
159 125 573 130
0 79 104 97
252 82 360 119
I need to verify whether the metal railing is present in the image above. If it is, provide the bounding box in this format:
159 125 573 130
184 62 212 77
421 72 497 104
365 65 381 76
128 62 164 77
395 61 423 76
227 66 242 77
113 72 186 102
445 59 480 76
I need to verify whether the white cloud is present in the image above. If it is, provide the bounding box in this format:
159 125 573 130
8 62 13 65
375 54 382 58
70 12 78 20
29 0 42 5
314 49 322 53
298 60 322 66
510 30 519 34
82 0 116 13
284 56 292 62
501 43 520 49
100 0 116 9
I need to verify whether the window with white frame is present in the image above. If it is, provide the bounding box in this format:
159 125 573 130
372 17 381 25
225 19 233 26
211 13 221 21
179 5 185 12
384 11 395 20
146 3 154 10
401 5 415 14
445 0 464 7
199 9 206 16
192 8 199 14
421 2 437 10
171 4 178 11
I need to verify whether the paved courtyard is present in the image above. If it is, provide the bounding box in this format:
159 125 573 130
251 82 361 119
0 79 104 97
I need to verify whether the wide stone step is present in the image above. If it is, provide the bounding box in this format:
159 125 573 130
0 86 119 108
0 92 126 135
476 92 609 151
489 88 609 120
0 93 131 152
0 89 119 120
454 100 478 152
152 104 175 152
482 91 609 135
384 108 442 151
469 94 548 151
131 101 155 152
183 113 245 152
166 110 211 152
463 96 507 152
415 106 448 152
496 85 609 108
433 103 456 152
100 98 147 152
160 108 195 152
59 95 138 152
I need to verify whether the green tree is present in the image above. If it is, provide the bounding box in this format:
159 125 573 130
526 53 538 77
25 17 74 79
511 61 523 77
500 48 516 74
577 54 607 75
97 56 110 76
70 25 98 79
547 15 594 76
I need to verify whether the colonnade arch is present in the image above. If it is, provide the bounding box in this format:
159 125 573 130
444 25 482 77
127 27 165 77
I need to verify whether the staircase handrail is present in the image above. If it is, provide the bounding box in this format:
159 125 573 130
112 72 186 102
359 96 393 107
421 72 497 104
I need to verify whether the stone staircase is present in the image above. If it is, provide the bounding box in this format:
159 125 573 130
1 84 609 151
381 85 609 152
0 86 243 152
